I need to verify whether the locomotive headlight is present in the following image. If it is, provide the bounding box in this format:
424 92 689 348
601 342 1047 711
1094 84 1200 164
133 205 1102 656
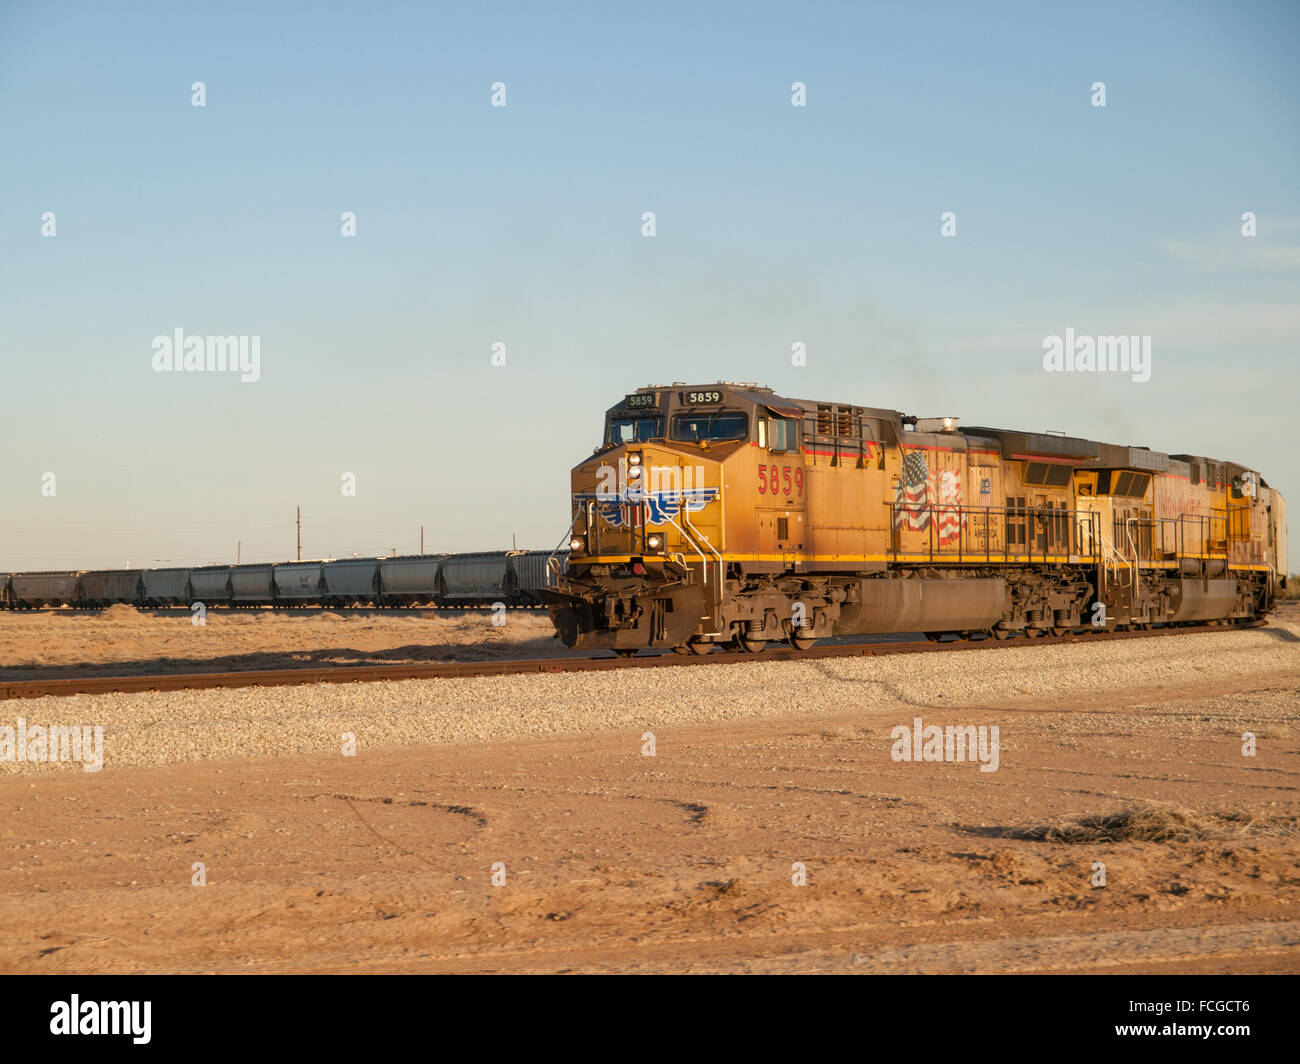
646 534 662 550
628 453 642 465
627 464 642 480
569 536 586 553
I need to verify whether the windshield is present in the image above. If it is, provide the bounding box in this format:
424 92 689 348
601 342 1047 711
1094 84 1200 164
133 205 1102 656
671 411 748 443
606 416 663 445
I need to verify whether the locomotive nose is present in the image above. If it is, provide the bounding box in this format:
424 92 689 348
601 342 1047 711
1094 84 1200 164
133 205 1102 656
568 444 721 563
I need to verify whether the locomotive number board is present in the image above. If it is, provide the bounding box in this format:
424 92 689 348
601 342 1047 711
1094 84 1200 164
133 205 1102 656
625 393 657 409
681 389 722 404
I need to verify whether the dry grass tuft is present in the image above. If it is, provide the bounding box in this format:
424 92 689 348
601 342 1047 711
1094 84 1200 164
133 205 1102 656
979 802 1299 844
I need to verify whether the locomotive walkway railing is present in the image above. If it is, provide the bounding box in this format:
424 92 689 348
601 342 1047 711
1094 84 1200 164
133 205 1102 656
884 501 1239 570
1110 513 1231 577
886 503 1104 565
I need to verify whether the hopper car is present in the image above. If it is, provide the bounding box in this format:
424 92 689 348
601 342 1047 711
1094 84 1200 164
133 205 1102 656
0 551 564 610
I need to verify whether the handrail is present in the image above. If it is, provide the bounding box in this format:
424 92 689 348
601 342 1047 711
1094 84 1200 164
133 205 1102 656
681 505 723 575
665 515 720 635
1122 517 1141 602
887 503 1104 563
545 508 585 593
679 506 724 636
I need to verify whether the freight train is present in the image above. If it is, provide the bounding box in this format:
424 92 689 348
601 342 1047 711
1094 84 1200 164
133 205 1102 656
0 551 561 610
545 382 1287 654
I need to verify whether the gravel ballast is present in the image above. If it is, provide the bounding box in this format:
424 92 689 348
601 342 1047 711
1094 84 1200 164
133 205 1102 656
2 622 1297 772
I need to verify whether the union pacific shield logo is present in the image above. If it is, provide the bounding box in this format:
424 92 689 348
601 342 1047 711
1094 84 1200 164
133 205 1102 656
575 485 720 528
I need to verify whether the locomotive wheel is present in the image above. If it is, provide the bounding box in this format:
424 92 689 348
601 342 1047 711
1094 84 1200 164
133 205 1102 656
613 649 638 659
671 645 691 655
789 631 817 651
924 632 944 643
687 640 714 655
992 628 1015 640
738 635 767 653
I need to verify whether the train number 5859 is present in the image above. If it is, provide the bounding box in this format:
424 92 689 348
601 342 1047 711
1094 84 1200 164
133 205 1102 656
758 464 803 497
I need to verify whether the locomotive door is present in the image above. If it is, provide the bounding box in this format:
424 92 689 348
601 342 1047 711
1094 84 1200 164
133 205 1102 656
756 510 799 568
1131 506 1154 561
1032 493 1072 556
1030 494 1047 554
1078 496 1114 560
1227 488 1256 565
757 511 777 560
1029 491 1071 551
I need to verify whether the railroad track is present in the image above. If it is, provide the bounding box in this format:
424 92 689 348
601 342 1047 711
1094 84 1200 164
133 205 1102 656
0 620 1263 700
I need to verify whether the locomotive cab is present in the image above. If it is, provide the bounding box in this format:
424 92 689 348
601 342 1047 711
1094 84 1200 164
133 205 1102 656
550 383 798 652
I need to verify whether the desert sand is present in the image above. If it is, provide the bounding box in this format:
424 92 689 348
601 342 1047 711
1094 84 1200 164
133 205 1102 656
0 608 1296 973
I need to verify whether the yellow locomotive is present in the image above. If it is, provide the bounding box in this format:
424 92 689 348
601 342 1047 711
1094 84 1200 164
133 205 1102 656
546 383 1287 655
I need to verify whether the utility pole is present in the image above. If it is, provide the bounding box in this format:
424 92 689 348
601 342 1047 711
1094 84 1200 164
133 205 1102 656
296 506 301 561
512 532 517 550
420 526 424 555
237 540 241 564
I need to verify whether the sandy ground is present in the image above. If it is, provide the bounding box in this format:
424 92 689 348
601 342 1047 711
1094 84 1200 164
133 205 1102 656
0 612 1296 973
0 606 570 678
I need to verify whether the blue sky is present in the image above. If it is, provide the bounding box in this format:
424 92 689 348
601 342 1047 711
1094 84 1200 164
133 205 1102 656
1 0 1296 567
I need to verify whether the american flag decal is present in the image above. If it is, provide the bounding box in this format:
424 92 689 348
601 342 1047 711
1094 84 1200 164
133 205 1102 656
894 452 965 547
894 452 931 531
934 470 963 545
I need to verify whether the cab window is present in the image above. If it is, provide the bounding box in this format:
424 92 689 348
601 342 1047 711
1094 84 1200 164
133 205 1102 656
606 416 663 445
671 411 748 443
768 416 798 452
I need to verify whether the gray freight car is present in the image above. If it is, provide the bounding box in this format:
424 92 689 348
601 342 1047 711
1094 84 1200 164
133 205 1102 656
440 551 510 606
273 561 325 604
10 571 81 608
321 558 379 606
188 566 232 605
377 555 443 606
509 549 567 606
141 568 192 607
79 569 144 607
230 564 275 606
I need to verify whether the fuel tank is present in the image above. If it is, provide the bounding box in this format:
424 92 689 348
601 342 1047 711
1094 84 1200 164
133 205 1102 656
837 577 1007 634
